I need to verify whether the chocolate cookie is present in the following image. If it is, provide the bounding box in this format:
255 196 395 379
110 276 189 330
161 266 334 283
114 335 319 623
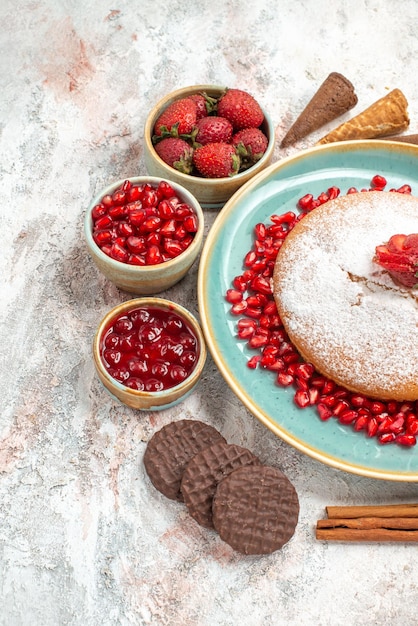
143 419 226 501
181 441 261 528
212 465 299 555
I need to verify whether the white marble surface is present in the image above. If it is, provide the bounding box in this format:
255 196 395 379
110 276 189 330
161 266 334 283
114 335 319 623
2 1 418 625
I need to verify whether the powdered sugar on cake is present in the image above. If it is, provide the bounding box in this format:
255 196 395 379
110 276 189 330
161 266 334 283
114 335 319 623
273 191 418 400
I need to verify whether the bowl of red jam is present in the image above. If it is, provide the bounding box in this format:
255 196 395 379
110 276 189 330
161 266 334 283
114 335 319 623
84 176 204 294
93 297 207 410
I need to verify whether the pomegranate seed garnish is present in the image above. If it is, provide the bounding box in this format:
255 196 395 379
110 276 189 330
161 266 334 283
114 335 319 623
378 432 396 444
367 417 379 438
338 409 358 425
232 275 248 292
371 174 387 189
317 403 333 421
295 363 314 381
353 414 369 431
226 289 243 304
230 301 248 315
396 434 417 447
396 184 412 194
298 194 314 211
277 372 294 386
294 389 310 408
247 355 261 369
370 401 387 415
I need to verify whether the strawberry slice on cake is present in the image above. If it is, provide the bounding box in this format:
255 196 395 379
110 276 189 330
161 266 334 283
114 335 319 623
374 233 418 288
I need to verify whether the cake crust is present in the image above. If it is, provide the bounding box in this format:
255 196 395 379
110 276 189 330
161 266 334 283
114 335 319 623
273 191 418 401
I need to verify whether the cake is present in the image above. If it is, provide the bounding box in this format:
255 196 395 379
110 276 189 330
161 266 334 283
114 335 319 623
272 191 418 401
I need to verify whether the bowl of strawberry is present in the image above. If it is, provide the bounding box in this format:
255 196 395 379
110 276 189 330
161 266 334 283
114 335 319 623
93 297 207 410
144 85 275 209
84 176 204 294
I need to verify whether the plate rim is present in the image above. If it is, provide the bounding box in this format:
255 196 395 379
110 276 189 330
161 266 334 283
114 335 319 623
197 139 418 482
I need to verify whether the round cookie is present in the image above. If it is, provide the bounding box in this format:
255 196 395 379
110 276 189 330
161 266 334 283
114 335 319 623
273 191 418 401
180 441 261 528
212 465 299 555
144 419 226 501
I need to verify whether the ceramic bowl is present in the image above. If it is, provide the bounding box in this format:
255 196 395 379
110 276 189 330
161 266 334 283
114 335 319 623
84 176 204 294
93 297 207 410
143 84 275 209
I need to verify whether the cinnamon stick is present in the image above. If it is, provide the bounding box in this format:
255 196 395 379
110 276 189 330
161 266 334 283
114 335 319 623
326 503 418 519
318 517 418 530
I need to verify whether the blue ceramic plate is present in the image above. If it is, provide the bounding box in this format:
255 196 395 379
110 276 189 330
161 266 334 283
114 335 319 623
198 140 418 481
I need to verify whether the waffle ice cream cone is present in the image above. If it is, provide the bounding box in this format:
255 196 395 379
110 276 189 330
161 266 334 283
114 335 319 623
317 89 409 144
280 72 358 148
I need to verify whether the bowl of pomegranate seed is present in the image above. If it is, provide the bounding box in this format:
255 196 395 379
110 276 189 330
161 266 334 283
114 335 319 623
93 297 207 410
144 85 275 209
84 176 204 294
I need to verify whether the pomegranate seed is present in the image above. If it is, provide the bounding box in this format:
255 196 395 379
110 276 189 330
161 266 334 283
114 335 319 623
248 330 270 349
94 230 113 246
338 409 358 425
295 363 314 381
233 275 248 292
231 301 248 315
367 417 378 438
184 214 198 232
146 245 162 265
164 239 184 258
247 355 261 369
317 403 333 421
371 174 387 189
245 306 263 319
158 199 175 218
308 388 320 405
225 289 243 304
370 401 387 415
354 414 369 431
389 416 405 434
296 378 309 391
92 203 106 219
378 432 396 444
94 215 113 230
298 194 314 211
271 211 297 226
406 416 418 436
350 394 369 408
277 372 294 386
110 242 129 263
327 186 340 200
294 389 310 408
321 395 337 408
396 434 417 447
332 400 350 416
254 223 266 239
112 188 127 205
396 184 412 194
250 276 272 295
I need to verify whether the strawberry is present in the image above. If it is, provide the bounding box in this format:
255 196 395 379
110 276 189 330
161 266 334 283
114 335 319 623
154 137 194 174
217 88 264 130
194 116 233 145
374 233 418 288
187 92 217 120
232 127 268 168
193 142 240 178
153 98 197 138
